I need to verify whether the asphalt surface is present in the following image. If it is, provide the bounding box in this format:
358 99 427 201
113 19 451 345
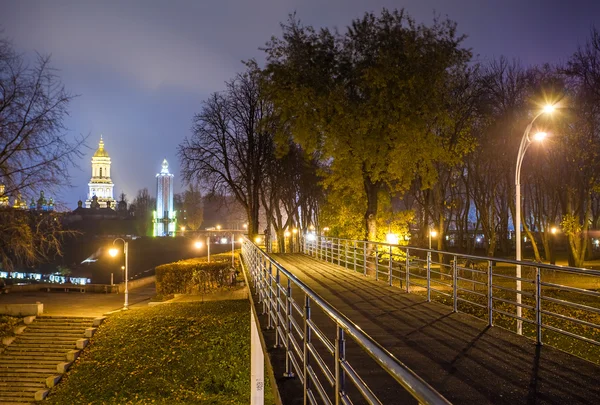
262 254 600 405
0 283 156 317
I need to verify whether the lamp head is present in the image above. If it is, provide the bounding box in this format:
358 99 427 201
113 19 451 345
543 104 555 114
430 230 437 238
194 241 203 249
551 227 557 235
533 132 547 142
108 248 119 257
386 233 399 245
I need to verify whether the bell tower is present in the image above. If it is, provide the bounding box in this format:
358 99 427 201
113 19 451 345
86 135 116 208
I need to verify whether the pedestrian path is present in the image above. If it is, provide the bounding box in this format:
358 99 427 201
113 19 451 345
267 253 600 404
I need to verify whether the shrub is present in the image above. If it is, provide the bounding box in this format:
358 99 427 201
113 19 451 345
155 253 238 295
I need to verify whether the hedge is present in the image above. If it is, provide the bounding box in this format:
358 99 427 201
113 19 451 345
155 253 238 295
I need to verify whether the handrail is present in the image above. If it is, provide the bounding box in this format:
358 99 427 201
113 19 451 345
302 235 600 357
241 237 451 405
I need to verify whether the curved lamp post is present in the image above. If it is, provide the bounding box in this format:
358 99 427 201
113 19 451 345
515 104 554 335
109 238 129 310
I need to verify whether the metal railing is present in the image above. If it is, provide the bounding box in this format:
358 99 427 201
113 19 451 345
241 238 451 405
303 236 600 359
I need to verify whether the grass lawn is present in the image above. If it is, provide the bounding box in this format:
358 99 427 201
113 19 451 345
46 300 273 405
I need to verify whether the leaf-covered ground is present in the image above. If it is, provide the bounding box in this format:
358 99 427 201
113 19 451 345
46 301 272 404
0 315 20 339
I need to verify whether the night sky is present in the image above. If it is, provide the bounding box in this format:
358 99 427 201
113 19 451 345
1 0 598 209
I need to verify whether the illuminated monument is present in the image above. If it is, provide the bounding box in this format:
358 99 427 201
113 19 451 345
153 159 176 236
86 136 115 209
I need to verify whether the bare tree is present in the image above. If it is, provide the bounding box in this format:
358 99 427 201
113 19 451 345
179 62 274 238
131 188 155 236
0 36 85 270
0 36 85 198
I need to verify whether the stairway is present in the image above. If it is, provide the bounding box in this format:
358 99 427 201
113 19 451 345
0 316 102 404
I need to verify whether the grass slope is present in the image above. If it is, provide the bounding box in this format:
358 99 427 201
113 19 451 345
46 301 261 404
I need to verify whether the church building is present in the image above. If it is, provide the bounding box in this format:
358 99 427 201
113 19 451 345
86 136 116 209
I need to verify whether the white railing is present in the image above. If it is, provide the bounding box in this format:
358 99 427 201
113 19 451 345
241 238 451 405
303 236 600 358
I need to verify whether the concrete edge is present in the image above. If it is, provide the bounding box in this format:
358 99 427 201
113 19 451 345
57 361 73 374
34 389 50 401
13 325 27 335
92 316 107 327
46 375 62 388
1 336 15 346
84 327 97 338
23 315 36 324
66 349 80 362
76 338 88 350
241 258 284 405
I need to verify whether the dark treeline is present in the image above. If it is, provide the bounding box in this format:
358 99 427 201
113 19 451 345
177 9 600 266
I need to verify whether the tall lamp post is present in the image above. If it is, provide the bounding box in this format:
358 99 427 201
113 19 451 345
515 104 554 335
109 238 129 310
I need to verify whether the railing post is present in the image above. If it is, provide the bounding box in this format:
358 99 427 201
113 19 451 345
375 245 379 281
536 267 542 345
334 325 346 405
284 278 294 377
453 255 458 313
388 245 393 287
345 241 348 269
353 241 357 273
274 268 281 347
266 262 273 328
488 260 493 327
303 296 311 405
363 241 367 276
405 248 410 293
426 251 431 302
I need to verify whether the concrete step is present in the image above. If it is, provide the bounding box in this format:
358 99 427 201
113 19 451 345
0 400 34 405
0 390 34 397
0 360 61 366
0 379 46 390
0 387 40 393
8 343 75 350
14 335 83 343
25 323 90 332
2 355 66 362
19 332 83 338
0 367 56 374
0 373 47 381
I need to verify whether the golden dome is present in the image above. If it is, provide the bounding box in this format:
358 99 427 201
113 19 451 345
93 136 109 158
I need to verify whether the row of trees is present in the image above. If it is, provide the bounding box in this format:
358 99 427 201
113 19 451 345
179 9 600 266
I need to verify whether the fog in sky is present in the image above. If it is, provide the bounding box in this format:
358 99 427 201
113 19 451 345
0 0 598 208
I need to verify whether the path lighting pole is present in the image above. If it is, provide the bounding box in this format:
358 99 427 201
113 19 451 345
515 104 554 335
231 232 235 267
428 229 437 250
207 236 211 263
109 238 129 310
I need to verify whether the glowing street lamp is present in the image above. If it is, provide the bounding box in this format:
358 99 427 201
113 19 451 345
108 238 129 310
428 229 437 250
550 226 557 235
386 233 399 245
515 104 555 335
284 231 291 237
194 240 203 249
216 225 221 231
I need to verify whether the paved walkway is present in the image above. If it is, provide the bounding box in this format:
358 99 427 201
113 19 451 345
0 284 156 317
266 254 599 405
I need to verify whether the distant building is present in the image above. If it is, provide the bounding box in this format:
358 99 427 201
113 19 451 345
86 136 116 209
153 159 176 236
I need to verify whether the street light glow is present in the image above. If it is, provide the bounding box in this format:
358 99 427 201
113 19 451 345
109 248 119 257
543 104 555 114
292 228 298 234
216 225 221 231
284 231 291 237
430 230 437 238
533 132 547 142
551 227 558 234
386 233 399 244
194 241 203 249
